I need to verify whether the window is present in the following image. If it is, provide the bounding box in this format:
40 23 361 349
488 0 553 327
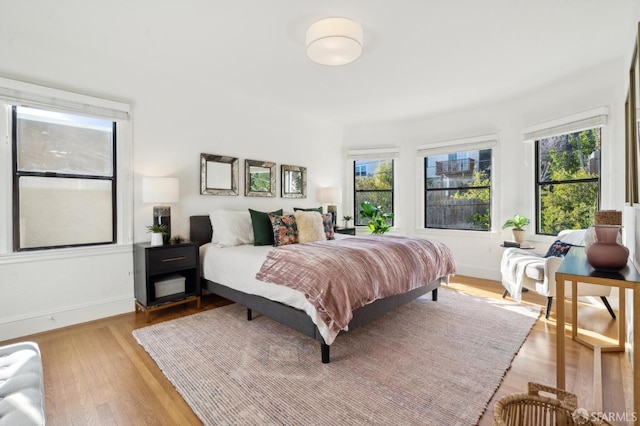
354 159 394 226
535 128 601 235
423 148 492 230
13 106 117 250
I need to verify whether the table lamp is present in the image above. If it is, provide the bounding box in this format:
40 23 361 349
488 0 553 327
318 187 342 228
142 177 179 244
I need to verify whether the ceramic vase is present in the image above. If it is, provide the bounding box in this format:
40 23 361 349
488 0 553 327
150 232 164 246
585 225 628 270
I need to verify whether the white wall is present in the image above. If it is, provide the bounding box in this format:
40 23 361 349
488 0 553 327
131 80 343 244
343 57 627 281
0 61 342 343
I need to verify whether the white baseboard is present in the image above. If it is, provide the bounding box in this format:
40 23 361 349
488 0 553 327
0 297 134 342
454 264 501 282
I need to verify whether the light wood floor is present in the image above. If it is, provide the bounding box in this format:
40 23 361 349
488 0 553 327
0 276 631 425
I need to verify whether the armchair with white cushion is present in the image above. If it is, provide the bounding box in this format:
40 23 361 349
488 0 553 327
500 229 616 319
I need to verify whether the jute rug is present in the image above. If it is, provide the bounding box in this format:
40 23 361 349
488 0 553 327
133 289 540 425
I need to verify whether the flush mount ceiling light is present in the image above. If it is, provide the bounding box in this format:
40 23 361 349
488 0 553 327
306 17 363 66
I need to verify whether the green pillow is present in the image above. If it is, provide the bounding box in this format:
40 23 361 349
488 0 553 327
249 209 283 245
293 207 323 213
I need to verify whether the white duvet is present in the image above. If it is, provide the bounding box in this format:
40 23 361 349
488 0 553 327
199 241 342 344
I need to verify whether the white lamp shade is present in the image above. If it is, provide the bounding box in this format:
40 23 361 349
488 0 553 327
306 17 363 66
318 187 343 204
142 177 179 203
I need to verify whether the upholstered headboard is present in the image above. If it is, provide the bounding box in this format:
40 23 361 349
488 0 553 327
190 215 212 246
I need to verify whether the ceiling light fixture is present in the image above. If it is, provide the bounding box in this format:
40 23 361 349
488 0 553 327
306 17 363 66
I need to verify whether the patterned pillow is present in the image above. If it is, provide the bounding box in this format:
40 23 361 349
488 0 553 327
269 214 298 246
322 213 335 240
544 240 575 258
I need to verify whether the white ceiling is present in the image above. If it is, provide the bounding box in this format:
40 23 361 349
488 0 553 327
1 0 636 125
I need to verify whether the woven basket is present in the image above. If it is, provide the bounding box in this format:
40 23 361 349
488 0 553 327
493 383 610 426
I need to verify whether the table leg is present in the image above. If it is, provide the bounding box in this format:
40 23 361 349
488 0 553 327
619 287 626 352
634 288 639 420
557 273 566 391
572 280 578 342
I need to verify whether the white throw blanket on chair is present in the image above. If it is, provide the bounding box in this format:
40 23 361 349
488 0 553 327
500 249 543 302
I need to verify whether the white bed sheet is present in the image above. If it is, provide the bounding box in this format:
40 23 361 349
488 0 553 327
199 241 341 344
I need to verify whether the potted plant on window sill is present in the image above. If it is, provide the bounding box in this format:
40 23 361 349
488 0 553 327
146 224 167 246
502 214 530 244
359 202 394 234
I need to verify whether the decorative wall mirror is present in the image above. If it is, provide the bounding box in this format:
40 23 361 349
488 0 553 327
281 165 307 198
245 159 276 197
200 153 239 196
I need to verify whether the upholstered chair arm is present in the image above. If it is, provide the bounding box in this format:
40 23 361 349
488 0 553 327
542 256 565 297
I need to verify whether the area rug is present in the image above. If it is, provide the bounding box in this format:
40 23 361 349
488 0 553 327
133 289 540 425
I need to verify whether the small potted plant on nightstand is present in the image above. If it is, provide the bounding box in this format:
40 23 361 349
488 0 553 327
146 224 167 246
502 214 530 244
342 215 353 228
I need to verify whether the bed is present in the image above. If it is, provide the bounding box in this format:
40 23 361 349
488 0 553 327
190 214 455 363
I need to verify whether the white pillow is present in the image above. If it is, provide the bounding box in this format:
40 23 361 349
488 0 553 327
209 210 254 247
294 211 326 243
558 229 586 246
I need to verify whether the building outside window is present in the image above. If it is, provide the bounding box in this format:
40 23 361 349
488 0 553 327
424 148 492 231
535 128 601 236
353 159 394 226
355 164 367 177
12 106 117 250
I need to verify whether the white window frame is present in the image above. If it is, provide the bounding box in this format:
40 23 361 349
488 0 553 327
524 106 608 236
416 134 498 234
0 77 132 261
523 107 608 142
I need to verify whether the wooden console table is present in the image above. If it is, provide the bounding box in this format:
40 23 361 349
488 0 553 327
555 246 640 415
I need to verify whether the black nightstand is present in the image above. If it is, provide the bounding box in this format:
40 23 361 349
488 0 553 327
335 227 356 235
133 242 201 322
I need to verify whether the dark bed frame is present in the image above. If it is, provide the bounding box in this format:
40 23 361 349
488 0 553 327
190 215 441 363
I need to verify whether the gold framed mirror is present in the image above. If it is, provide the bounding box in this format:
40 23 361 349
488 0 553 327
281 165 307 198
245 159 276 197
200 153 239 196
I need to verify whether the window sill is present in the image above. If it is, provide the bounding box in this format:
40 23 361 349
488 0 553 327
0 244 132 265
414 228 499 238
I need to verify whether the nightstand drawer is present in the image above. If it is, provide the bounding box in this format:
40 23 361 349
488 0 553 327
335 227 356 235
147 246 197 274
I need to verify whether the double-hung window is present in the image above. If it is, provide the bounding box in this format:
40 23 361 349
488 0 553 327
349 148 399 228
0 77 130 255
534 128 601 236
353 159 394 226
419 135 495 231
13 106 117 250
525 108 606 236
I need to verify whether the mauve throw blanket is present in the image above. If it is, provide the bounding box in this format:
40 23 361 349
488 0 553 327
255 235 456 337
